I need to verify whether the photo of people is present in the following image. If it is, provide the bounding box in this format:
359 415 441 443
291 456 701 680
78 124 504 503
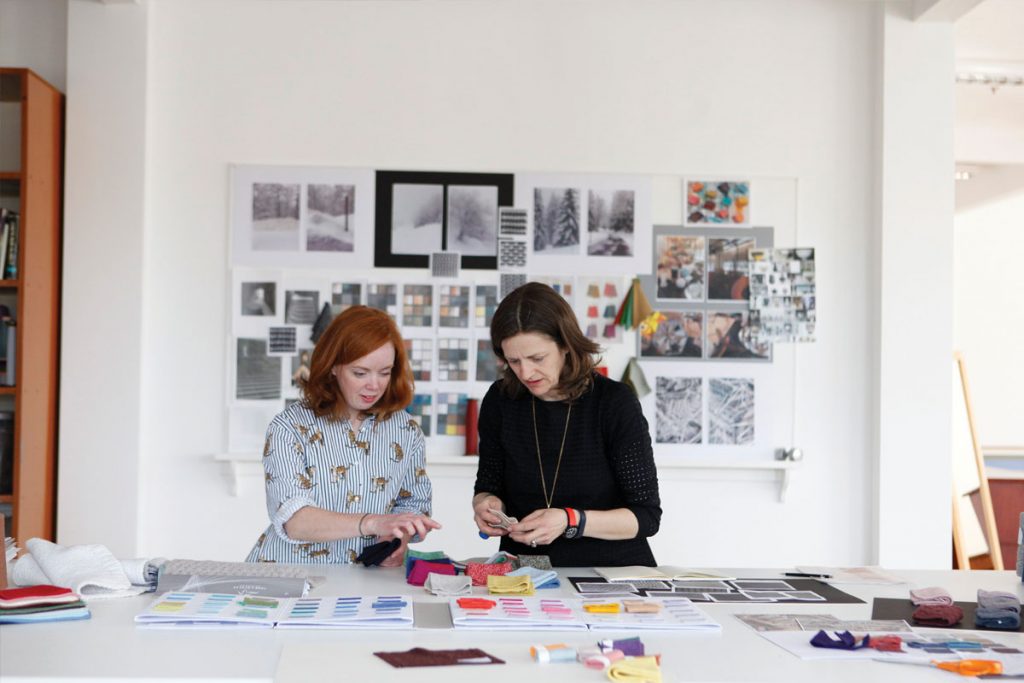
656 235 705 300
706 311 771 360
240 282 276 316
707 237 755 301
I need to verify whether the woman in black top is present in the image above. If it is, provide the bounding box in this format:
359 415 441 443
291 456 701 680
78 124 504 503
472 283 662 567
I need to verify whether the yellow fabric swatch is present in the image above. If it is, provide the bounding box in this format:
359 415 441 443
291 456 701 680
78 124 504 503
486 574 535 596
607 656 662 683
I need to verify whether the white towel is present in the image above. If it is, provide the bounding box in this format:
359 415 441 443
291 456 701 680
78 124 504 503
11 538 149 601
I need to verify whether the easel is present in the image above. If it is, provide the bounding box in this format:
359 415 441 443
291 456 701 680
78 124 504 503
951 352 1003 570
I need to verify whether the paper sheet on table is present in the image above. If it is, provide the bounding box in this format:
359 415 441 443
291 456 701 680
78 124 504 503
796 566 905 585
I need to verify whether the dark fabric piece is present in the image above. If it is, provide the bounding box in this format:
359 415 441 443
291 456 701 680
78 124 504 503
354 538 401 567
978 590 1021 612
515 555 553 570
976 608 1021 630
374 647 505 668
810 630 867 650
912 604 964 626
474 373 661 567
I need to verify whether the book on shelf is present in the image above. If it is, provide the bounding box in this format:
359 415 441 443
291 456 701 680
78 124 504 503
594 565 736 582
0 209 15 280
2 323 13 386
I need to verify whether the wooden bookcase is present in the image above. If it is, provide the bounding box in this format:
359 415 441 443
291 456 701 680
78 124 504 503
0 68 63 542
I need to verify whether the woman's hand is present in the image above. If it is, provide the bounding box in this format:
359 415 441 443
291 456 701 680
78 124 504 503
472 494 509 537
508 508 568 547
377 536 408 568
364 513 441 540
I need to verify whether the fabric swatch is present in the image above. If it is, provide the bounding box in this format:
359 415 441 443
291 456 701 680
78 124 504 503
374 647 504 668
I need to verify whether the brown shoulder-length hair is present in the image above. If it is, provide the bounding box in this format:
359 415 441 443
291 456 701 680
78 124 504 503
303 306 414 422
490 282 600 401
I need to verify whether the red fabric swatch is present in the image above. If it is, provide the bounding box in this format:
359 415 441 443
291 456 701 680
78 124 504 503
465 562 511 586
0 585 77 609
407 560 456 587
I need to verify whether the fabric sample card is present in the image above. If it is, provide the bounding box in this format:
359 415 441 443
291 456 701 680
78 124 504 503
374 647 505 668
500 273 527 299
498 239 527 269
430 252 461 278
267 326 297 355
498 207 528 237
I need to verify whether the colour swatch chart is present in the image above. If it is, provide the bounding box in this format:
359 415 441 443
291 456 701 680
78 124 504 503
582 597 722 632
135 593 414 629
449 596 590 631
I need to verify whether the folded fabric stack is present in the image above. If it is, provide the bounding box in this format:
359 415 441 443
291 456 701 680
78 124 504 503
487 574 534 596
11 538 157 599
976 589 1021 630
508 565 559 589
408 560 454 587
910 586 962 626
423 574 472 597
0 584 91 624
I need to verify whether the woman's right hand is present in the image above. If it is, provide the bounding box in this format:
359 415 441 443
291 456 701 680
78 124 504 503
472 494 509 537
364 513 441 540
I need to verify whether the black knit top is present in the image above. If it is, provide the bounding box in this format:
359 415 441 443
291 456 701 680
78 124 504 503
473 373 662 567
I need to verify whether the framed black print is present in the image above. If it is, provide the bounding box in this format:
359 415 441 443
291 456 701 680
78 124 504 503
374 170 514 269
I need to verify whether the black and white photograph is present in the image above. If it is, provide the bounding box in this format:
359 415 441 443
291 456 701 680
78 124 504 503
706 311 771 360
708 378 755 445
657 235 705 301
707 237 755 301
391 183 444 256
251 182 300 251
748 248 817 343
587 189 634 256
656 377 702 444
375 170 513 269
446 185 498 256
305 183 355 252
284 290 320 325
533 187 581 254
240 282 276 316
236 338 281 401
640 311 703 358
267 326 297 356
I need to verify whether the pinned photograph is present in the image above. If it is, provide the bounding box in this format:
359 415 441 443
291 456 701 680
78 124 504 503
705 311 770 360
640 311 703 358
533 187 581 254
708 378 754 445
305 183 355 252
587 189 634 256
251 182 300 251
685 180 750 225
267 326 297 356
656 235 705 301
656 377 702 444
236 338 281 400
291 348 312 388
391 184 444 256
430 252 461 278
284 290 320 325
241 282 276 316
748 248 816 343
498 207 528 237
707 238 755 301
447 185 498 256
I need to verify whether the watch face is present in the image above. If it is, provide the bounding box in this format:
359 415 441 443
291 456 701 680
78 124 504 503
564 527 578 539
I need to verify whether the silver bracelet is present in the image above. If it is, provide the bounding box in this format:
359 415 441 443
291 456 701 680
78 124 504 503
357 513 371 537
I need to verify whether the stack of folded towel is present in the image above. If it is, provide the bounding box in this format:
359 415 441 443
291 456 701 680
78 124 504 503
0 585 91 624
976 589 1021 630
910 586 963 626
11 538 160 600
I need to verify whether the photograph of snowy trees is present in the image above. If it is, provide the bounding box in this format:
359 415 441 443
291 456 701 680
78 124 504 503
305 183 356 252
375 170 512 269
656 377 702 444
533 187 581 254
587 189 634 256
251 183 300 251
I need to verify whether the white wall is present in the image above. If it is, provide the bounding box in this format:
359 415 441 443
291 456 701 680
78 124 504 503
50 0 958 568
0 0 67 92
954 167 1024 447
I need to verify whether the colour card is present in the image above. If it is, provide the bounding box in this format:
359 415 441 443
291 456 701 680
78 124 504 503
408 393 432 437
331 282 362 313
402 284 434 327
476 339 500 382
474 284 499 329
404 338 433 381
436 392 468 436
366 284 398 319
438 285 470 328
437 338 470 382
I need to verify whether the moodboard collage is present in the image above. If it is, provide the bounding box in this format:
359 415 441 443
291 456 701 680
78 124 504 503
228 166 814 458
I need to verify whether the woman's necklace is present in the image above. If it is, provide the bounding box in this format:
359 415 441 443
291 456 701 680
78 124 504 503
531 397 572 509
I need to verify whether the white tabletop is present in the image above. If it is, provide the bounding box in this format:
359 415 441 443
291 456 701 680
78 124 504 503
2 566 1023 682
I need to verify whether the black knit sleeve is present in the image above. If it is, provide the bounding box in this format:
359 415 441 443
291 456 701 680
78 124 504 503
473 382 505 499
602 380 662 538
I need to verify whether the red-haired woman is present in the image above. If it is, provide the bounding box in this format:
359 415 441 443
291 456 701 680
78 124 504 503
246 306 440 566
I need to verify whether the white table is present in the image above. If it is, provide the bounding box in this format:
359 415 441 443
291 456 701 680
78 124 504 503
2 567 1023 682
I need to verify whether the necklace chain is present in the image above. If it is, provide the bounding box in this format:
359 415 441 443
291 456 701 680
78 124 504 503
532 397 572 509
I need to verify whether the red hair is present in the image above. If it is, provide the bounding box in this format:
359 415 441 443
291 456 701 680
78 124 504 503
303 306 413 422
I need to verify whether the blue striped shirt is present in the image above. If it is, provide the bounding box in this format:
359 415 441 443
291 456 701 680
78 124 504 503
245 402 432 564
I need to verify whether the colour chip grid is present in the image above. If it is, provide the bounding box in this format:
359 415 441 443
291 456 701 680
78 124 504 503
408 394 432 437
475 285 498 329
437 338 470 381
404 339 433 381
437 392 468 436
367 284 398 318
332 283 362 312
402 284 434 327
439 285 470 328
477 339 499 382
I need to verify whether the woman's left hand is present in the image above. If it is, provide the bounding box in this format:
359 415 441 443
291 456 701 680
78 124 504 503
377 536 407 568
508 508 568 547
